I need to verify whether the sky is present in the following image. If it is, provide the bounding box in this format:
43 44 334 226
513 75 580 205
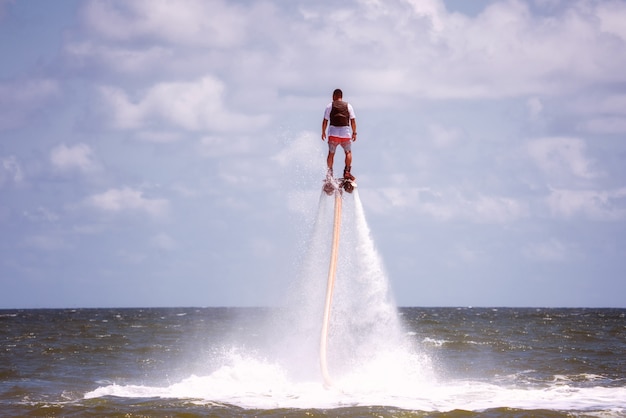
1 0 625 309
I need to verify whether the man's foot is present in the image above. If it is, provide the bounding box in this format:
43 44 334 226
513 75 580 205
326 168 333 179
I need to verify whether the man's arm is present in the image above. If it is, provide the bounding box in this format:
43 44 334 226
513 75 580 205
321 119 328 141
351 118 357 141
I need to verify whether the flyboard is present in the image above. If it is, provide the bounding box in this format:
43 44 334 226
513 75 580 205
323 176 356 196
319 175 357 388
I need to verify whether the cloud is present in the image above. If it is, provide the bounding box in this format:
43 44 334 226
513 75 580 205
346 0 626 99
82 0 247 47
99 76 269 132
527 137 601 183
372 187 529 224
546 187 626 221
420 191 529 223
50 143 99 173
68 0 626 106
596 0 626 42
0 155 24 187
407 0 446 32
86 187 169 218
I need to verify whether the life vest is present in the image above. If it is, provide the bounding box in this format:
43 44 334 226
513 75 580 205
329 101 350 126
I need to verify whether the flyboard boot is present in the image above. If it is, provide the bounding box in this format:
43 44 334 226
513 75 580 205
343 166 355 181
323 168 336 195
341 166 356 193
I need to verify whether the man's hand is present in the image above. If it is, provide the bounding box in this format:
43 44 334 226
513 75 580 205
321 132 327 141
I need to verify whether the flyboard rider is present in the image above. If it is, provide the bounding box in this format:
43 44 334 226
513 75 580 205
321 89 357 181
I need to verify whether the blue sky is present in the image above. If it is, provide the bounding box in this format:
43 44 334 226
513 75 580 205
1 0 625 308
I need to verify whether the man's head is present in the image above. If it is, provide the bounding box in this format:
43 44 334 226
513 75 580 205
332 89 343 100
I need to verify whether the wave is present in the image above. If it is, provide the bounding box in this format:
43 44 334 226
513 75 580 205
85 350 626 413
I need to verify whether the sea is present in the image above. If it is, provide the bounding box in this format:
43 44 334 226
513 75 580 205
2 190 625 417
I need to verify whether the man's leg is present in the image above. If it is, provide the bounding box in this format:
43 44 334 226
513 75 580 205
327 151 335 173
343 150 354 180
327 139 339 176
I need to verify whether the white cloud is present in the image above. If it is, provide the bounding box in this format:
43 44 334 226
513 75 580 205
86 187 169 218
373 187 529 224
69 0 626 105
406 0 446 33
0 156 24 187
546 187 626 221
596 0 626 42
98 85 143 129
527 137 601 183
346 0 626 99
50 143 99 173
420 192 528 223
82 0 247 47
99 76 269 132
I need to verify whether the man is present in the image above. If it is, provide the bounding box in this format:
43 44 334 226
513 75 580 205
321 88 357 181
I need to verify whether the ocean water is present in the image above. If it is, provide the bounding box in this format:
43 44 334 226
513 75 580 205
2 190 625 417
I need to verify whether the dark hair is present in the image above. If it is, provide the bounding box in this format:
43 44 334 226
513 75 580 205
333 88 343 99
